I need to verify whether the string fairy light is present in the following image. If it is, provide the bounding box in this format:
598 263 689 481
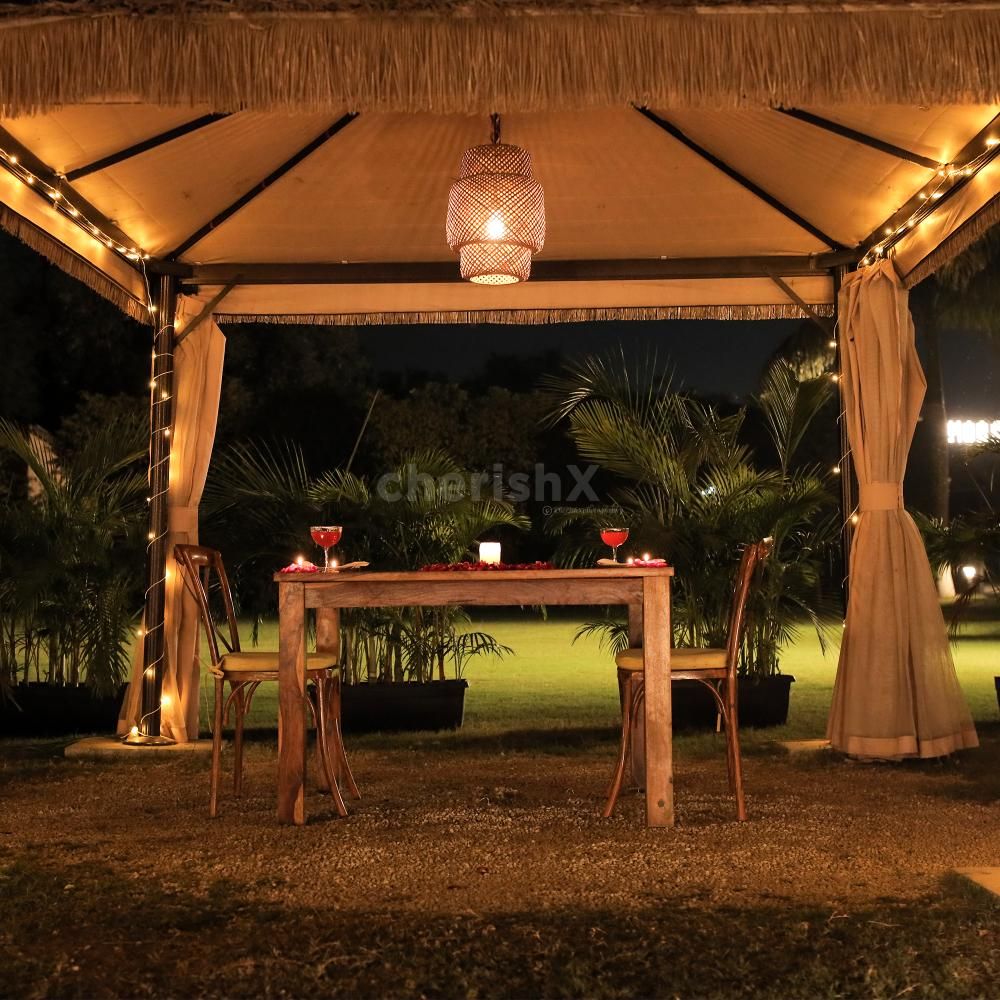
122 255 176 744
859 131 1000 267
0 146 148 265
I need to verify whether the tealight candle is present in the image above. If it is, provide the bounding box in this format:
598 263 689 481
479 542 501 565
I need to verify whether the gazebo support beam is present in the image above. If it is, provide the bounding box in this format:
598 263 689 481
140 273 178 739
776 109 941 170
179 254 854 288
634 107 847 252
767 273 834 334
65 114 232 181
168 112 359 260
832 265 855 611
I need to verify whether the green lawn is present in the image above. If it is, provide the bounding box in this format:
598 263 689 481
213 607 1000 747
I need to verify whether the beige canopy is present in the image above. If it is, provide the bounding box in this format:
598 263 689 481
0 1 991 744
1 5 1000 327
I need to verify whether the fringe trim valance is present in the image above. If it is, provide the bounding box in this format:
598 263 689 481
3 9 1000 114
216 303 834 326
0 204 149 322
902 194 1000 288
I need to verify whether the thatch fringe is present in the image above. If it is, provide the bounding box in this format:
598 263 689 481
217 303 834 326
0 204 149 322
3 9 1000 114
902 194 1000 288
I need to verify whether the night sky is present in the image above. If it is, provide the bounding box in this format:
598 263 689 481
359 317 998 413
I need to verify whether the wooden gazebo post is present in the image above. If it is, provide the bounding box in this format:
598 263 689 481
139 273 178 739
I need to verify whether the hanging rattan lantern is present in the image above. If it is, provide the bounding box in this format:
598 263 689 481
446 115 545 284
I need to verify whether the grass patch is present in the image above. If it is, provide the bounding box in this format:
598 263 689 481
213 608 1000 751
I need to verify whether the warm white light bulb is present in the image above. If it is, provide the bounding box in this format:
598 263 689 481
130 725 139 737
961 565 977 581
485 212 506 241
161 694 172 709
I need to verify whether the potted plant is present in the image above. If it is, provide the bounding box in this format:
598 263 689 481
545 354 839 728
0 411 146 736
205 444 525 732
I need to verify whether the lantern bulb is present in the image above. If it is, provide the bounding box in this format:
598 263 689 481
485 213 506 241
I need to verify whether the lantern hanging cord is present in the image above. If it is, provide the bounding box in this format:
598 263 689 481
490 113 501 145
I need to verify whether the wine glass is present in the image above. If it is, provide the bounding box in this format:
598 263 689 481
310 525 343 572
600 526 629 563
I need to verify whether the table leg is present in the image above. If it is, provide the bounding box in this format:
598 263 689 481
627 600 645 789
277 582 307 825
642 576 674 827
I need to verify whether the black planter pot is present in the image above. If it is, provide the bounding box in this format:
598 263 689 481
341 679 469 734
0 683 126 738
671 674 795 730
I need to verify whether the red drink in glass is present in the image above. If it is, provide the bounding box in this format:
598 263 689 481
310 525 343 571
600 527 629 563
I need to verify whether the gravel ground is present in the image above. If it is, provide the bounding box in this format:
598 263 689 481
1 728 999 999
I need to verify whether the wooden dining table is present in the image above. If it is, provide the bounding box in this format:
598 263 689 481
274 566 675 827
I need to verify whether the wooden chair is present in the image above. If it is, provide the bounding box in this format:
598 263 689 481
604 538 773 822
174 544 359 818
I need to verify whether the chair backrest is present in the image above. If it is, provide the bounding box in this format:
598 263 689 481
724 537 774 675
173 544 242 668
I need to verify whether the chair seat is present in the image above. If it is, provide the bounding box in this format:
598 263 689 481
219 651 337 675
615 646 727 672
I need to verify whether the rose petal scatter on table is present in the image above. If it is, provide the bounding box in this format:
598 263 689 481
279 559 321 573
419 561 554 572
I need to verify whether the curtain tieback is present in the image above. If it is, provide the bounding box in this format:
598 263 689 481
858 482 903 511
168 505 199 535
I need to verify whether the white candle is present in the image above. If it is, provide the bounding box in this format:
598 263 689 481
479 542 501 565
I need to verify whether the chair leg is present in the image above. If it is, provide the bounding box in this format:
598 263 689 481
312 681 331 793
330 677 361 800
315 678 348 817
603 674 637 818
233 682 246 796
724 680 747 822
209 676 224 818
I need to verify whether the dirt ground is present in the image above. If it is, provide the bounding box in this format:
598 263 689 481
2 727 999 999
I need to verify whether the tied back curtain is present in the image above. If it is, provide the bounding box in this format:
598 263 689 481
118 303 226 742
827 261 977 759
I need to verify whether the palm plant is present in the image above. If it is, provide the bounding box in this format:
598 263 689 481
545 353 839 679
203 443 525 683
0 413 147 697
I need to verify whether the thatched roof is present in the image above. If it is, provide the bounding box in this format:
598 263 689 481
2 0 1000 114
0 0 999 325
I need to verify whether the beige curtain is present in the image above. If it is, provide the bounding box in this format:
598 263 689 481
118 301 226 742
827 261 978 759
